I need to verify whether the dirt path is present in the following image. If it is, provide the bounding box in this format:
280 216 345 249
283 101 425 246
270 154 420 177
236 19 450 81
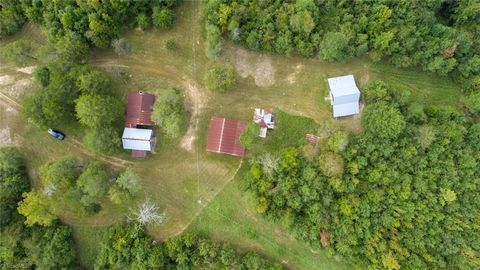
179 77 209 151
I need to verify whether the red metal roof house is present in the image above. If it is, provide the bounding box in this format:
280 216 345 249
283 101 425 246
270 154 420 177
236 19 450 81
125 92 156 128
206 117 248 157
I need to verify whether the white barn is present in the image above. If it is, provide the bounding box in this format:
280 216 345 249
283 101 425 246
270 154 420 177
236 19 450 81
327 75 360 118
122 128 156 153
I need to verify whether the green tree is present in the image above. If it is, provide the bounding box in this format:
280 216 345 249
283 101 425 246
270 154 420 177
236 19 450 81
289 10 315 35
25 222 77 269
319 32 349 61
75 94 123 128
17 191 56 226
462 91 480 115
152 88 186 138
0 2 25 38
361 103 406 140
83 127 121 155
77 160 110 205
203 63 236 93
54 35 89 64
74 67 113 95
116 168 142 194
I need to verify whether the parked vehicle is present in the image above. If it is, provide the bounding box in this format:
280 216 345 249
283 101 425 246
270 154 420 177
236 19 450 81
47 128 65 140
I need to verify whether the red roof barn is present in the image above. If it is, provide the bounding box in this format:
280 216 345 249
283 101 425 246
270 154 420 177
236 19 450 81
206 117 248 157
125 92 156 128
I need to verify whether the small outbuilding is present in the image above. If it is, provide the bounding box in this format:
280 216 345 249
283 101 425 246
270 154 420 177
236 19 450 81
327 75 360 118
253 108 274 138
206 117 247 157
125 92 156 128
122 128 156 157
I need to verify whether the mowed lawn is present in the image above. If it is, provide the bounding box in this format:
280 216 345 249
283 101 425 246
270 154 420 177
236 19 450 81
0 1 464 269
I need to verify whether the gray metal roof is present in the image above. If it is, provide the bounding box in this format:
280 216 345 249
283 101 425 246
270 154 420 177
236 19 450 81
333 102 360 118
327 75 360 97
122 128 153 151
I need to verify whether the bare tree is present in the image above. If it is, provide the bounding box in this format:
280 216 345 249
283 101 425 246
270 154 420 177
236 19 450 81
128 198 166 225
260 153 279 178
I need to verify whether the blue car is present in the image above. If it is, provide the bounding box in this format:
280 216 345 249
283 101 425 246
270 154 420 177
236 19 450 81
48 128 65 140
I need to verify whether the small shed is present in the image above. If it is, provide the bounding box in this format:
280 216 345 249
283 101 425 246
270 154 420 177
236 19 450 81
122 128 156 156
125 92 156 128
327 75 360 118
253 108 274 138
206 117 247 157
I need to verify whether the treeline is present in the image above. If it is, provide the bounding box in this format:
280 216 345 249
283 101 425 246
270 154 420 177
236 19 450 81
245 81 480 269
0 147 77 269
205 0 480 87
96 223 283 269
0 0 179 46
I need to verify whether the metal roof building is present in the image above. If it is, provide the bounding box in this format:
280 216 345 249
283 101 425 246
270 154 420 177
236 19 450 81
327 75 360 118
206 117 247 157
125 92 156 128
122 128 155 157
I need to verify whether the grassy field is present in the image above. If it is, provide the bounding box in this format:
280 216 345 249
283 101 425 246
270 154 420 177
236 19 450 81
0 0 464 269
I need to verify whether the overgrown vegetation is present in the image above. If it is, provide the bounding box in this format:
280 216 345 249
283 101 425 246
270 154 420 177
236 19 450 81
18 156 141 221
205 0 480 87
23 63 124 155
0 147 77 269
244 80 480 269
95 223 283 269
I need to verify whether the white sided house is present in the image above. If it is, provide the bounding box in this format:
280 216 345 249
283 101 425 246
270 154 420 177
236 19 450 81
122 128 156 157
253 108 275 138
327 75 360 118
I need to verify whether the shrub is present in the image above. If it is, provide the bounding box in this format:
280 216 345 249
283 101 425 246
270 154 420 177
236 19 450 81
0 39 33 66
204 63 236 93
137 13 151 30
164 38 177 50
32 66 50 87
205 23 223 58
152 6 175 30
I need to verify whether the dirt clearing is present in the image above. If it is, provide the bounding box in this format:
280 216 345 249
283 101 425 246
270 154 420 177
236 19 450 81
235 48 275 87
0 127 12 145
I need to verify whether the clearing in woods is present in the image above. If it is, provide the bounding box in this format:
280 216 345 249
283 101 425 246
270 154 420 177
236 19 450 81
0 1 460 269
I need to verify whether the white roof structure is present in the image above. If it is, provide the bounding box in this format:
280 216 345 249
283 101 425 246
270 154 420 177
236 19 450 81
122 128 154 151
253 108 274 138
327 75 360 118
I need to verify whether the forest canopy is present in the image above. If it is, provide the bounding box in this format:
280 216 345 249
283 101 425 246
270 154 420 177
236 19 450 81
205 0 480 87
244 80 480 270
